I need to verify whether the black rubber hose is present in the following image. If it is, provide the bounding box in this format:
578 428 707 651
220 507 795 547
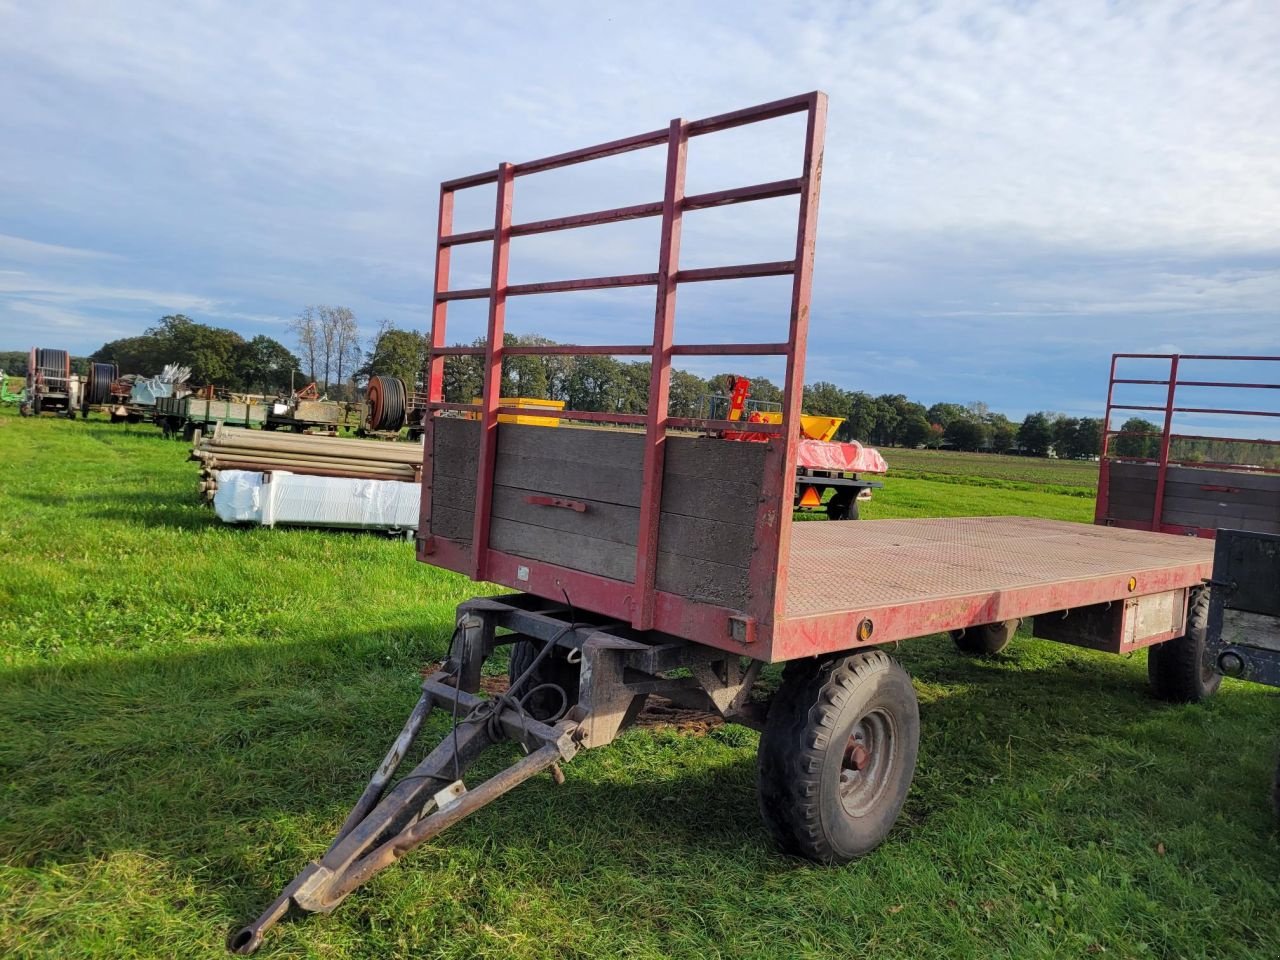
86 362 117 405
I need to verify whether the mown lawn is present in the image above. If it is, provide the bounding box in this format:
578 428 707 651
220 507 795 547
1 409 1277 959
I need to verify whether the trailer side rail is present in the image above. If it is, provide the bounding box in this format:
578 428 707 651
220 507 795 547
418 92 828 643
1097 354 1280 537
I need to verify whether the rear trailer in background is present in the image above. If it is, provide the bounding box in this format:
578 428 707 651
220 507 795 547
233 93 1225 953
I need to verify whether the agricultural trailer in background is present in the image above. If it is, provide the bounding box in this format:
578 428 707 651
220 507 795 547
1206 529 1280 814
703 375 887 519
234 93 1233 953
156 393 268 439
20 347 81 417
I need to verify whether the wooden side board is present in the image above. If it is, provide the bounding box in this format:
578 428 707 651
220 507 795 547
426 420 764 610
1106 460 1280 533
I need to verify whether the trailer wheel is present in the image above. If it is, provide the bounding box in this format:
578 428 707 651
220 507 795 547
1148 586 1219 703
757 650 919 863
19 402 32 417
507 640 580 721
828 493 860 521
950 619 1019 655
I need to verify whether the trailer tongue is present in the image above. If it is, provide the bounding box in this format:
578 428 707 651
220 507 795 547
233 92 1219 953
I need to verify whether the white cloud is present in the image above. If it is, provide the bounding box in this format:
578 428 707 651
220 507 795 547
0 0 1276 414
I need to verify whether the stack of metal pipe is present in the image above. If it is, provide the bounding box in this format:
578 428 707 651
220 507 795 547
193 425 422 501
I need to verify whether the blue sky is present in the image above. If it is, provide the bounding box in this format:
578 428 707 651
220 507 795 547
1 0 1277 422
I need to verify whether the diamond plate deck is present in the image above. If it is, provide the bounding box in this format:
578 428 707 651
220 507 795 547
784 516 1212 619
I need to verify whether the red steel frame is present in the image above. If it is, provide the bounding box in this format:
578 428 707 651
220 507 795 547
1096 353 1280 536
418 93 827 644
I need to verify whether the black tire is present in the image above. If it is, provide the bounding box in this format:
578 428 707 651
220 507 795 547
757 650 919 863
19 402 32 417
828 493 860 521
1148 586 1220 703
950 619 1020 655
507 640 580 721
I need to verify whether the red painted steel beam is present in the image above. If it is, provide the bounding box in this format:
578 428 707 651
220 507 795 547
436 287 492 302
685 91 816 136
1151 355 1180 532
634 118 688 631
1111 378 1171 385
502 344 651 356
682 177 804 210
668 416 783 434
669 342 790 356
755 90 826 629
1175 380 1280 390
470 163 515 581
1174 406 1280 417
510 201 664 237
513 127 669 177
1109 403 1167 412
505 273 659 296
1178 354 1280 361
426 401 482 412
441 170 500 191
675 260 795 282
439 228 495 247
429 346 485 356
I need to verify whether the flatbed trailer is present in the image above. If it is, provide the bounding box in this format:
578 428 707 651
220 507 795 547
233 92 1220 953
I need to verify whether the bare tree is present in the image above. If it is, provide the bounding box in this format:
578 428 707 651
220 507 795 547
290 308 320 387
332 307 361 398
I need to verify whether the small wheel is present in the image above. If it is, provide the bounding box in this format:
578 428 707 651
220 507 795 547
19 402 32 417
507 639 580 721
828 493 860 521
1148 586 1220 703
757 650 919 863
950 619 1020 655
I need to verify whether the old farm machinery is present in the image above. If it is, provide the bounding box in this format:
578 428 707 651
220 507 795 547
20 347 82 417
233 93 1230 952
704 375 886 519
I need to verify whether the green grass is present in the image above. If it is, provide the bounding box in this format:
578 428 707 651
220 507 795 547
1 412 1277 959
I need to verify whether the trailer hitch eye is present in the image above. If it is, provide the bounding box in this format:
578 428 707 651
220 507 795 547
857 618 874 641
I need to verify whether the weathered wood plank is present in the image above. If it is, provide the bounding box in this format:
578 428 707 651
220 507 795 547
489 517 635 581
663 435 771 481
657 552 750 609
662 474 763 525
1162 494 1278 523
432 419 480 479
499 422 644 468
495 452 643 506
1168 465 1280 492
1163 481 1280 508
430 504 475 542
658 512 754 568
1160 509 1280 533
491 484 640 545
430 475 477 513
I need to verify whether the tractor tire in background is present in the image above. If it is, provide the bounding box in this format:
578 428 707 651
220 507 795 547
366 375 407 433
950 619 1020 655
1148 586 1220 703
757 650 919 863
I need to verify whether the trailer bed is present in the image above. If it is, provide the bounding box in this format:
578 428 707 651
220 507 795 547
786 517 1212 617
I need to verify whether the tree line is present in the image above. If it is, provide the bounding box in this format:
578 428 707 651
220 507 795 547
363 328 1107 458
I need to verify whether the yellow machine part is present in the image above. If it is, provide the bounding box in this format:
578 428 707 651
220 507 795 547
799 414 844 441
467 397 565 427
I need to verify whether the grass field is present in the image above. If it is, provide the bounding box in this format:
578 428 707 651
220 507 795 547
1 409 1277 959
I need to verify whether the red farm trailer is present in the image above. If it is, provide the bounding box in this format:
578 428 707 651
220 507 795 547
233 93 1227 953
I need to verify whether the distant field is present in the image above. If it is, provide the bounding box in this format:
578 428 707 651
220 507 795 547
881 447 1099 490
1 408 1276 960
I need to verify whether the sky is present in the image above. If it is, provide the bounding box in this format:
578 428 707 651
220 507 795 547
1 0 1277 424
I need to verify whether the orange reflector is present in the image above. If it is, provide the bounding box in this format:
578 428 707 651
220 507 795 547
799 487 822 507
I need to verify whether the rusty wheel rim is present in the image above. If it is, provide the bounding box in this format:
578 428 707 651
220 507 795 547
839 708 896 818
